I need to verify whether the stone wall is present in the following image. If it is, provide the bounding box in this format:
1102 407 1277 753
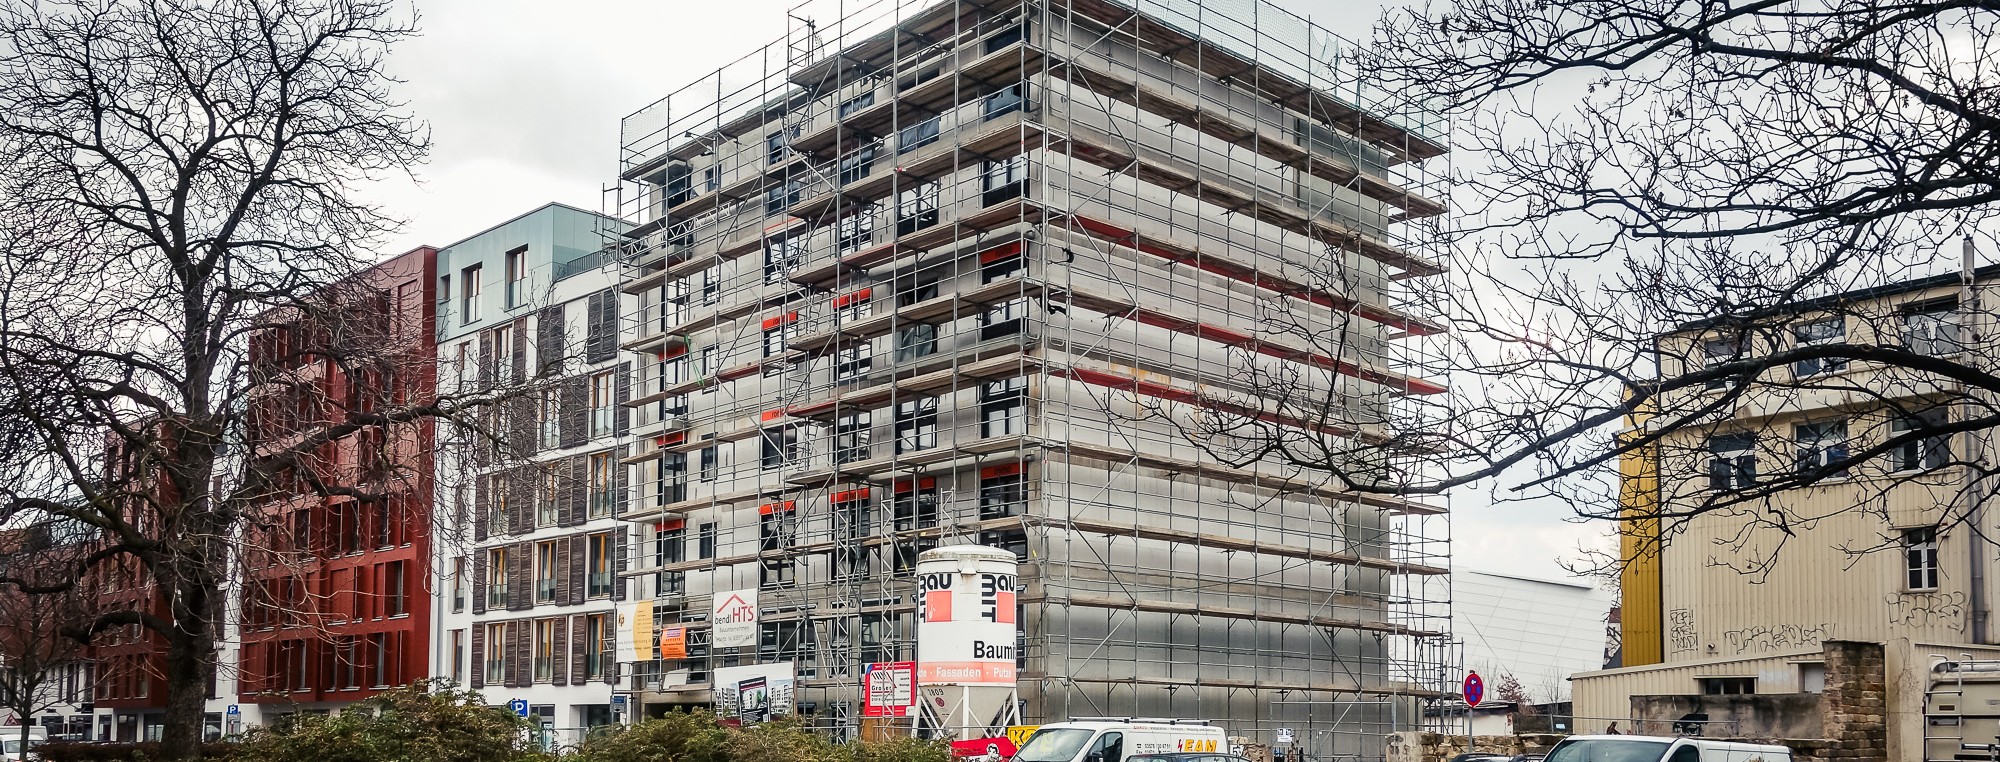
1382 732 1565 762
1821 640 1888 761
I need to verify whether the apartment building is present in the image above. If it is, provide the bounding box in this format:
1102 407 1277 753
232 245 439 727
1575 265 1997 759
607 0 1452 754
430 202 633 743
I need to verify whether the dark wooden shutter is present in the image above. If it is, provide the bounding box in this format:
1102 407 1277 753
507 395 535 458
511 468 533 536
514 621 533 688
566 455 588 526
471 552 488 615
511 316 529 383
611 446 629 519
559 376 588 448
510 542 532 611
569 534 587 605
472 477 490 543
556 534 575 605
500 622 519 689
551 617 569 687
536 305 566 376
611 526 629 602
469 626 486 689
586 289 618 363
478 331 495 385
570 616 589 685
557 455 583 528
614 362 632 436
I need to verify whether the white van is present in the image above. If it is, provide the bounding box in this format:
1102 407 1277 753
0 726 47 762
1544 735 1790 762
1015 720 1231 762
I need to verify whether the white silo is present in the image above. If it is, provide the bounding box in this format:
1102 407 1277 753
915 544 1021 741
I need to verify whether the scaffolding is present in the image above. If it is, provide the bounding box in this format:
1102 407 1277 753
606 0 1453 757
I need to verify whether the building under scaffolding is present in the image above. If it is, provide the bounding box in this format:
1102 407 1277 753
607 0 1453 756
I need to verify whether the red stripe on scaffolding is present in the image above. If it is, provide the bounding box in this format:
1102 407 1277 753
1064 214 1443 337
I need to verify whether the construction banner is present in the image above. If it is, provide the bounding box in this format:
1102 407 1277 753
615 601 654 663
712 588 759 648
660 625 687 660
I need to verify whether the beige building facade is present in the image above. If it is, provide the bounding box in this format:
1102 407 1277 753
1576 265 2000 760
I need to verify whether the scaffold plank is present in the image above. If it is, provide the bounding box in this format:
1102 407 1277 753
1059 440 1444 516
1055 593 1438 637
1057 517 1446 575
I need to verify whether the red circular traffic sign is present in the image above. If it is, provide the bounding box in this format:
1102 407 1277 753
1462 671 1484 708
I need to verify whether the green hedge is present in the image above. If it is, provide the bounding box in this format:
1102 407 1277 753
34 742 242 762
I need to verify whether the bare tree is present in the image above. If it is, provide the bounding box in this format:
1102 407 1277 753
0 1 451 756
1146 0 2000 575
0 521 98 756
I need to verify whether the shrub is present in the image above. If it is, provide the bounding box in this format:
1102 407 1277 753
568 709 732 762
571 711 950 762
34 741 240 761
850 736 952 762
233 681 549 762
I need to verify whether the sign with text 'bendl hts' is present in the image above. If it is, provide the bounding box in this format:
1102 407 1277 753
712 588 760 649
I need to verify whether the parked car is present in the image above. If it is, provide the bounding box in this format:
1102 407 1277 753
0 727 47 762
1446 755 1511 762
1543 735 1789 762
1127 754 1252 762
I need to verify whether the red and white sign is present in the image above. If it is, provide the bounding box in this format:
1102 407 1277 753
863 661 917 717
951 737 1018 758
713 588 760 649
915 549 1020 688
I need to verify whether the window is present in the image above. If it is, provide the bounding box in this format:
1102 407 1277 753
654 524 686 595
982 156 1028 206
765 236 805 283
834 412 871 464
1904 301 1962 356
589 451 616 519
895 397 938 453
837 208 874 254
838 144 877 185
765 179 802 215
539 387 561 448
897 280 939 360
534 619 557 683
699 444 721 482
459 265 483 324
764 325 788 358
1904 527 1940 590
698 267 721 305
505 247 528 308
896 181 940 236
984 82 1026 120
893 481 939 531
765 131 789 164
587 532 614 598
703 164 720 192
486 548 509 608
760 505 795 552
1793 420 1849 478
985 24 1024 52
585 613 613 680
1699 677 1755 696
835 345 872 383
386 560 407 617
981 377 1027 436
535 541 559 604
696 345 718 391
491 324 514 380
1700 336 1741 390
451 556 466 613
1890 408 1951 472
1087 732 1124 762
1792 317 1846 377
1707 433 1757 491
450 629 465 684
898 116 940 154
589 370 616 437
979 467 1026 519
698 522 718 560
760 429 799 469
838 91 875 118
484 623 508 684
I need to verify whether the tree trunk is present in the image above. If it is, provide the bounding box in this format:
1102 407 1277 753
156 532 222 760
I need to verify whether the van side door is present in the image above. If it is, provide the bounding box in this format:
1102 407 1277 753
1086 732 1124 762
1667 745 1700 762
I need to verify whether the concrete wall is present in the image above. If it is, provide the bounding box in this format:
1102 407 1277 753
1629 693 1822 739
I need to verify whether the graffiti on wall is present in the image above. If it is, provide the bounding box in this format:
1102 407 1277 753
1668 609 1699 653
1720 622 1833 654
1887 591 1968 631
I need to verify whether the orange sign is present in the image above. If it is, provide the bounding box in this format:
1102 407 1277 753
660 626 687 660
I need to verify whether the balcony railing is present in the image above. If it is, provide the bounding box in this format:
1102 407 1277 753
487 585 509 608
536 579 558 604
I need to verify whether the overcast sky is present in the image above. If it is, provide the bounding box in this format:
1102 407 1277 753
368 0 1608 585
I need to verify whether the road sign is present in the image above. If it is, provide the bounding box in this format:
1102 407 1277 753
225 704 240 715
1462 672 1485 708
509 698 530 717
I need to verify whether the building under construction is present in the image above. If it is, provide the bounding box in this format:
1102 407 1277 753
608 0 1452 755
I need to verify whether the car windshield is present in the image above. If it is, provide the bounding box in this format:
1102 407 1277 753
1017 729 1096 762
1544 739 1670 762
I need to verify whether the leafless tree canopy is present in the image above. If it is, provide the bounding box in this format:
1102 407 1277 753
0 0 429 756
1161 0 2000 573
